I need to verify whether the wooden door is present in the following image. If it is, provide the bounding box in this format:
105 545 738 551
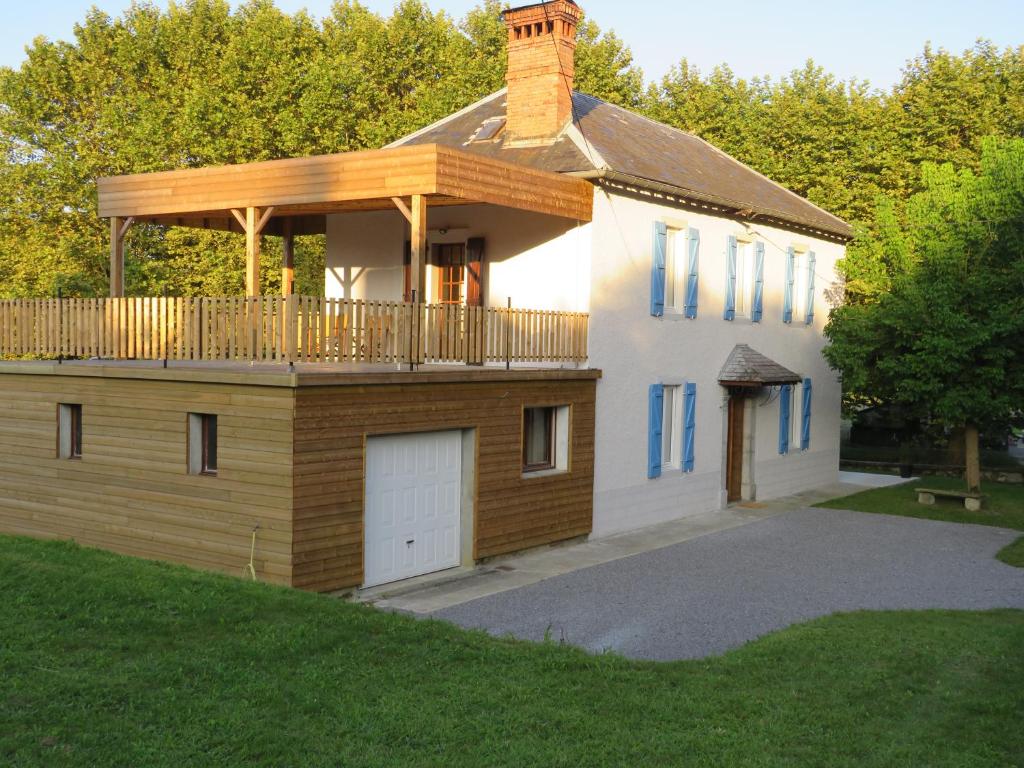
726 392 744 502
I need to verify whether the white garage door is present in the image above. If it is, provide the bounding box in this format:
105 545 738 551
363 430 462 588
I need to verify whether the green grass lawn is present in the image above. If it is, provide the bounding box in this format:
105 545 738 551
2 536 1023 767
817 475 1024 531
997 536 1024 568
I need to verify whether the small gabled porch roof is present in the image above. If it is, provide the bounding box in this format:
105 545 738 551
718 344 801 388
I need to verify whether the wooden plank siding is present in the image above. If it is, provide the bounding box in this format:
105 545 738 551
97 144 593 223
0 373 295 584
292 375 597 592
0 364 598 593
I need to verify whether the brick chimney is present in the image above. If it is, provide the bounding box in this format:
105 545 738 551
502 0 582 144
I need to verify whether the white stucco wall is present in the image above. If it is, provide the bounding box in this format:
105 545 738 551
324 205 591 312
587 189 844 536
321 189 845 540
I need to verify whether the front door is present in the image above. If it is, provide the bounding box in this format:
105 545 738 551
726 392 745 503
363 430 462 588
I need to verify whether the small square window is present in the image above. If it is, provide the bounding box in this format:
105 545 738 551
58 403 82 459
188 413 218 476
522 405 570 475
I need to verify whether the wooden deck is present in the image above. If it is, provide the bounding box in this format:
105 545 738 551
0 296 588 366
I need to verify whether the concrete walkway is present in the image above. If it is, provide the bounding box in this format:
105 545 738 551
838 469 916 487
364 476 870 614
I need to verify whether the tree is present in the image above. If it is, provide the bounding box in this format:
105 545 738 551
0 0 644 298
824 138 1024 491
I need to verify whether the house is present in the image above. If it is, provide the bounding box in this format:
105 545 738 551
0 0 850 591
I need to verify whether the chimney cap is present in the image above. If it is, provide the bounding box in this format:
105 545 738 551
501 0 582 24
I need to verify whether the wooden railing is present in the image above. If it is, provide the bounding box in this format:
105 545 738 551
0 297 588 365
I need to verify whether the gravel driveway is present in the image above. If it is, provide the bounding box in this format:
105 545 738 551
432 508 1024 661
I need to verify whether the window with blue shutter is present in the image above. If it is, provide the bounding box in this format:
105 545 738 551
752 241 765 322
783 247 795 323
801 378 812 450
648 384 664 478
684 228 700 318
651 222 667 317
724 235 737 320
805 252 816 325
682 382 696 472
778 384 792 454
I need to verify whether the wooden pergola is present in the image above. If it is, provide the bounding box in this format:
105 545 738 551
98 144 594 299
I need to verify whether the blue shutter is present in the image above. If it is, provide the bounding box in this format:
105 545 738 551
724 235 737 320
783 247 794 323
651 222 667 317
805 251 816 325
648 384 664 478
752 241 765 322
684 228 700 319
778 384 791 455
801 378 812 450
682 382 696 472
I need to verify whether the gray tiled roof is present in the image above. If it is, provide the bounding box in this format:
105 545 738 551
391 89 853 239
718 344 801 386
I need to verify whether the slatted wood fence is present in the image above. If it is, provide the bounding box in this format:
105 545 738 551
0 297 588 365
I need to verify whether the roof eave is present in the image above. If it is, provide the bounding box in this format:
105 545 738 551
571 169 853 242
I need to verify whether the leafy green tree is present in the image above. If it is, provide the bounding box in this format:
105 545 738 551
0 0 644 298
893 41 1024 183
824 138 1024 490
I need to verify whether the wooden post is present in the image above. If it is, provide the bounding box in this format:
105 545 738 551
410 194 427 304
281 218 295 296
965 423 981 492
109 216 133 298
245 206 261 297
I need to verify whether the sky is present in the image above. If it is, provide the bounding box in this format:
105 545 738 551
1 0 1020 89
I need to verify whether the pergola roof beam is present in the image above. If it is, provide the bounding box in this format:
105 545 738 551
97 144 594 223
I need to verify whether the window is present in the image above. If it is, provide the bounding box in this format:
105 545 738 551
661 385 681 468
734 240 754 318
664 228 683 311
188 413 218 475
434 243 465 305
788 385 798 451
471 118 506 143
793 250 808 321
655 225 697 316
652 223 699 318
58 403 82 459
522 405 570 475
648 382 696 477
523 407 553 471
787 247 816 324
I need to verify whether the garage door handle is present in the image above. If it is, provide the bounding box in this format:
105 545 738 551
406 539 414 546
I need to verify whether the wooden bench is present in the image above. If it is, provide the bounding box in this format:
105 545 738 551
915 488 985 512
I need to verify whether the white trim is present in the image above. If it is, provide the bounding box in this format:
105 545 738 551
385 89 508 148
